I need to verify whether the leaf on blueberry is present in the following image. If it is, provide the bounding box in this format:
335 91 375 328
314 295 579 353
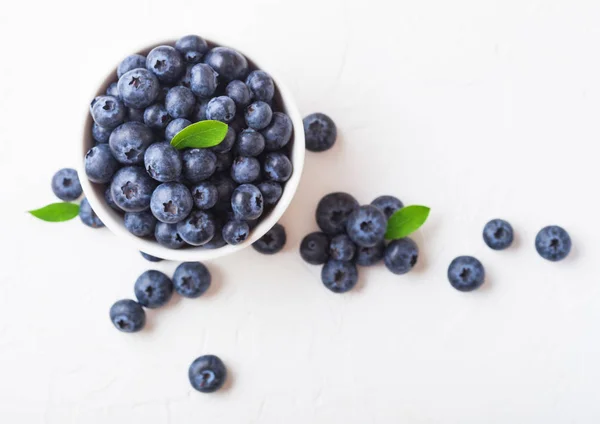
385 205 430 240
170 120 228 150
28 202 80 222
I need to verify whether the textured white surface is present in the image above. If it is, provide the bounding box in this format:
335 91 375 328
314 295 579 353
1 0 600 422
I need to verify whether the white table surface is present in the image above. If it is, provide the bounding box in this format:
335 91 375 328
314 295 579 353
2 0 600 422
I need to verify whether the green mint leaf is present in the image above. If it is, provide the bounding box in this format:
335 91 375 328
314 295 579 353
385 205 431 240
170 120 228 150
28 202 80 222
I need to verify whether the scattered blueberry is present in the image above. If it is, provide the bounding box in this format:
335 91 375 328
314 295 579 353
252 223 286 254
146 45 185 84
150 182 193 224
173 262 211 298
354 241 385 266
144 103 172 130
117 54 147 78
329 234 356 262
134 270 173 308
245 101 272 130
300 232 330 265
384 238 418 275
226 80 252 108
261 112 293 151
165 118 191 142
257 181 283 206
448 256 485 292
51 168 82 201
231 156 261 183
165 86 196 119
124 211 157 237
110 166 157 212
203 46 249 81
263 152 293 182
483 219 514 251
245 70 274 102
535 226 572 262
211 127 236 154
140 251 163 262
155 222 187 249
222 220 250 245
175 35 209 63
316 192 359 235
177 210 216 246
191 182 219 210
236 129 265 157
144 142 182 182
109 121 155 165
92 123 112 143
188 355 227 393
303 113 337 152
109 299 145 333
321 260 358 293
206 96 236 123
79 198 104 228
231 184 263 220
346 205 387 247
190 63 219 98
117 68 160 109
182 148 217 183
91 95 126 129
371 195 403 219
85 144 119 183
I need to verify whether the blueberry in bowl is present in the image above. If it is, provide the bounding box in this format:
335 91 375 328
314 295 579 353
79 35 304 261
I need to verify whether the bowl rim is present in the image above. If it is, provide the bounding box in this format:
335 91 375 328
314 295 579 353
78 36 305 261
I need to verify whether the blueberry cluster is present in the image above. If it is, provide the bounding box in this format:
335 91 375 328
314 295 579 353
86 35 294 250
300 192 418 293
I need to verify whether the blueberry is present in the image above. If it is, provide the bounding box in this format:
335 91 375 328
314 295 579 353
165 86 196 119
535 226 572 261
155 222 187 249
105 186 123 212
245 101 272 130
253 223 286 254
109 122 154 165
188 355 227 393
175 35 209 63
91 95 126 129
85 144 119 183
214 151 233 172
203 46 249 81
236 129 265 156
79 198 104 228
231 184 263 220
261 112 293 151
182 148 217 183
191 98 210 122
329 234 357 262
263 152 292 182
371 195 403 219
140 251 163 262
117 54 146 78
346 205 387 247
316 192 359 235
106 82 120 98
483 219 514 251
150 182 193 224
226 80 252 108
384 238 418 275
257 181 282 206
245 70 275 102
146 45 185 84
110 166 156 212
92 123 112 143
303 113 337 152
355 241 385 266
448 256 485 292
300 232 330 265
190 63 219 98
231 156 261 183
191 182 219 210
177 210 216 246
321 260 358 293
51 168 82 201
165 118 192 142
211 173 236 207
211 126 236 154
206 96 236 123
124 211 157 237
143 103 172 130
222 220 250 245
178 64 194 88
134 270 173 308
144 142 182 182
109 299 145 333
173 262 211 298
117 68 160 109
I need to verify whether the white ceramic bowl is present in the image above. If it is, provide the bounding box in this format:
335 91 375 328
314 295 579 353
79 38 304 261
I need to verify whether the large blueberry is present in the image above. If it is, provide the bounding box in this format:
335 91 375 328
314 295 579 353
155 222 187 249
206 96 236 123
117 68 160 109
222 220 250 245
231 156 261 183
303 113 337 152
52 168 82 201
146 45 185 84
261 112 293 151
384 238 418 275
316 192 359 235
371 195 403 219
483 219 514 251
257 181 282 206
535 226 572 261
191 182 219 210
173 262 211 298
190 63 219 98
109 299 145 333
165 118 191 142
143 103 172 130
263 152 292 182
85 144 119 184
448 256 485 292
182 148 217 183
203 47 248 81
124 210 157 237
226 80 252 108
175 35 209 63
110 166 156 212
177 210 216 246
321 260 358 293
188 355 227 393
79 198 104 228
211 127 236 154
231 184 263 220
329 234 356 262
150 182 193 224
252 223 286 254
92 123 112 143
117 54 146 78
236 129 265 157
144 142 182 182
109 121 154 165
140 251 163 262
346 205 387 247
355 241 385 266
245 101 272 130
300 232 330 265
91 95 125 129
134 270 173 308
245 70 274 103
165 86 196 119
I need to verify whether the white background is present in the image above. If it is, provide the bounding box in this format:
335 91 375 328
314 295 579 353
1 0 600 422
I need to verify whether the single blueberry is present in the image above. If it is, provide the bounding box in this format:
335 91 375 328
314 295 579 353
140 251 163 262
222 220 250 245
155 222 187 249
371 195 404 219
175 35 209 63
146 45 185 84
92 123 112 143
182 148 217 183
165 118 192 142
355 241 385 266
316 192 359 235
257 181 283 206
214 151 233 172
85 144 119 184
253 223 286 254
231 184 263 220
110 166 157 212
261 112 293 151
226 80 252 108
124 210 157 237
117 68 160 109
105 186 123 212
245 70 275 102
203 47 248 81
109 299 145 333
236 129 265 157
134 270 173 308
106 82 120 98
51 168 82 201
143 103 172 130
150 182 193 224
165 86 196 119
177 210 216 246
109 121 154 165
91 95 126 129
79 198 104 228
303 113 337 152
346 205 387 248
535 226 572 261
191 182 219 210
188 355 227 393
329 234 357 262
245 101 272 130
190 63 219 98
211 127 236 154
191 98 210 122
144 142 182 182
300 232 330 265
231 156 261 184
384 238 419 275
263 152 292 182
448 256 485 292
117 54 146 78
206 96 236 123
173 262 211 298
483 219 514 251
321 260 358 294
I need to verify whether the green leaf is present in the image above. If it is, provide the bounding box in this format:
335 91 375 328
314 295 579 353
28 202 80 222
385 205 431 240
170 120 228 150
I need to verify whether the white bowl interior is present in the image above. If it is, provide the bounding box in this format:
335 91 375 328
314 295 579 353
79 38 305 261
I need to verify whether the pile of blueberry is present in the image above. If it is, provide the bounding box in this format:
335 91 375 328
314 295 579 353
85 35 294 250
